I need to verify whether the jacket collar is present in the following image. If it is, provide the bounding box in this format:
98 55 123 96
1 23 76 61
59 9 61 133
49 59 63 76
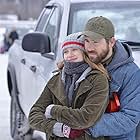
47 74 67 105
47 69 97 106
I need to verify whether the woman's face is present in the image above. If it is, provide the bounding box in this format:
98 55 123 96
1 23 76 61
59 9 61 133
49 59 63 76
63 47 84 62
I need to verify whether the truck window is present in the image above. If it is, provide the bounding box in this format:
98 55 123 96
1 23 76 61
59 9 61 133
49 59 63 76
36 8 52 31
44 6 61 53
68 1 140 42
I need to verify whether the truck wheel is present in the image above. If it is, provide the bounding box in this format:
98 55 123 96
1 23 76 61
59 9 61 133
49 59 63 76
10 79 32 140
10 97 33 140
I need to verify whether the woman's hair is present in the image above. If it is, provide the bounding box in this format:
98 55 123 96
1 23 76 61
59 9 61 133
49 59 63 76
56 52 110 79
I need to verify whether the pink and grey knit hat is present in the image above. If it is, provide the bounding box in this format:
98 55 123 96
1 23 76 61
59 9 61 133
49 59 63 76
61 32 85 53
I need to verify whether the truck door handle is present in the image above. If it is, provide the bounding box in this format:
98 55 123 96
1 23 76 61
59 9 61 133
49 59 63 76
21 58 26 64
30 65 37 73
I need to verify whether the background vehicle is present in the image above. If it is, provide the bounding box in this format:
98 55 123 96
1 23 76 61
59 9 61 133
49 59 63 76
7 0 140 139
0 20 36 40
0 20 36 53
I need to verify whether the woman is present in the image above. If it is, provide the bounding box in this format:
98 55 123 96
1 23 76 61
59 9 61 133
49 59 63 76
28 32 109 140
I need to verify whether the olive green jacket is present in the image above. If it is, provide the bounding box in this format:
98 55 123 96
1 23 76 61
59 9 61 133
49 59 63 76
28 69 109 140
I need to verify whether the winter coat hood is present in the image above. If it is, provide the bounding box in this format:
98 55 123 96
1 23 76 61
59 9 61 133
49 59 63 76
107 40 134 71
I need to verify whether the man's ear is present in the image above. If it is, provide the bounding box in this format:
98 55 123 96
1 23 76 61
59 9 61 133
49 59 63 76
109 37 116 47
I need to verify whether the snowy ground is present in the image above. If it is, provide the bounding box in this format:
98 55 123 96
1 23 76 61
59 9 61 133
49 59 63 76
0 53 12 139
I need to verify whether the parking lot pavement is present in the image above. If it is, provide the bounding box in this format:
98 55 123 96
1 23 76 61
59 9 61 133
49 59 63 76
0 53 12 139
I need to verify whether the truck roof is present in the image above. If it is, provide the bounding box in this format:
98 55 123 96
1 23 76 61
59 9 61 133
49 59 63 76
49 0 140 4
46 0 140 8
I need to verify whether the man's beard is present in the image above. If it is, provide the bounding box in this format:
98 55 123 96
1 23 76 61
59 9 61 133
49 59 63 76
88 45 109 64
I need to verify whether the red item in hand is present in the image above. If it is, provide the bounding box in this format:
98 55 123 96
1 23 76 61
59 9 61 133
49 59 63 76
69 129 85 139
106 92 120 113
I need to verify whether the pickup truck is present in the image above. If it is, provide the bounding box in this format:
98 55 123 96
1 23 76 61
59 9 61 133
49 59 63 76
7 0 140 139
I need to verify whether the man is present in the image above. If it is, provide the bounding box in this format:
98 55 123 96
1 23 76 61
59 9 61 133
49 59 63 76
3 28 19 52
82 16 140 140
8 28 19 46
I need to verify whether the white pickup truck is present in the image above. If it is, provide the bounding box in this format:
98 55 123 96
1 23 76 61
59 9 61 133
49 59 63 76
7 0 140 139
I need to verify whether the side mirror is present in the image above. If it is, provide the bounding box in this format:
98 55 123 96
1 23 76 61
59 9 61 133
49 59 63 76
22 32 51 54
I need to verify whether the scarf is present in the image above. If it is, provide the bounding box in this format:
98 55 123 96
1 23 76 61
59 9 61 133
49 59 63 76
64 61 89 106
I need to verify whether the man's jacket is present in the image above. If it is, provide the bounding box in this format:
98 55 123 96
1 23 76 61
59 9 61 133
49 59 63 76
89 40 140 140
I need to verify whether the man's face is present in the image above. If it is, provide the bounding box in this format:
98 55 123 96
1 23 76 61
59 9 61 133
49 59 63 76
84 37 110 63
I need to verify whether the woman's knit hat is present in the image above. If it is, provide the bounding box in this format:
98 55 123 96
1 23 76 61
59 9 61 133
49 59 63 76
61 32 85 53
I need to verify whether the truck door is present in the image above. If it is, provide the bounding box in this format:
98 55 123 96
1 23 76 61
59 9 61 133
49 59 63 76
19 5 61 116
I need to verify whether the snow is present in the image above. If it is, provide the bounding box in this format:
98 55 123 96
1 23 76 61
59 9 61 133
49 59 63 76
0 53 12 139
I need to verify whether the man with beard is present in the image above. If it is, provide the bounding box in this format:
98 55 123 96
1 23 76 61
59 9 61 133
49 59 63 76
81 16 140 140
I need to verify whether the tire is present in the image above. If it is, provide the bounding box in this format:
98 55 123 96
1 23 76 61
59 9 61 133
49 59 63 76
10 81 33 140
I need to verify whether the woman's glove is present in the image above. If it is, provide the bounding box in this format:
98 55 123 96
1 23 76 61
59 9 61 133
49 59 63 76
53 122 64 137
62 124 85 139
45 104 54 119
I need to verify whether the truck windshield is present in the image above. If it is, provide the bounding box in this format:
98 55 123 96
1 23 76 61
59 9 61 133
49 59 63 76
69 1 140 43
